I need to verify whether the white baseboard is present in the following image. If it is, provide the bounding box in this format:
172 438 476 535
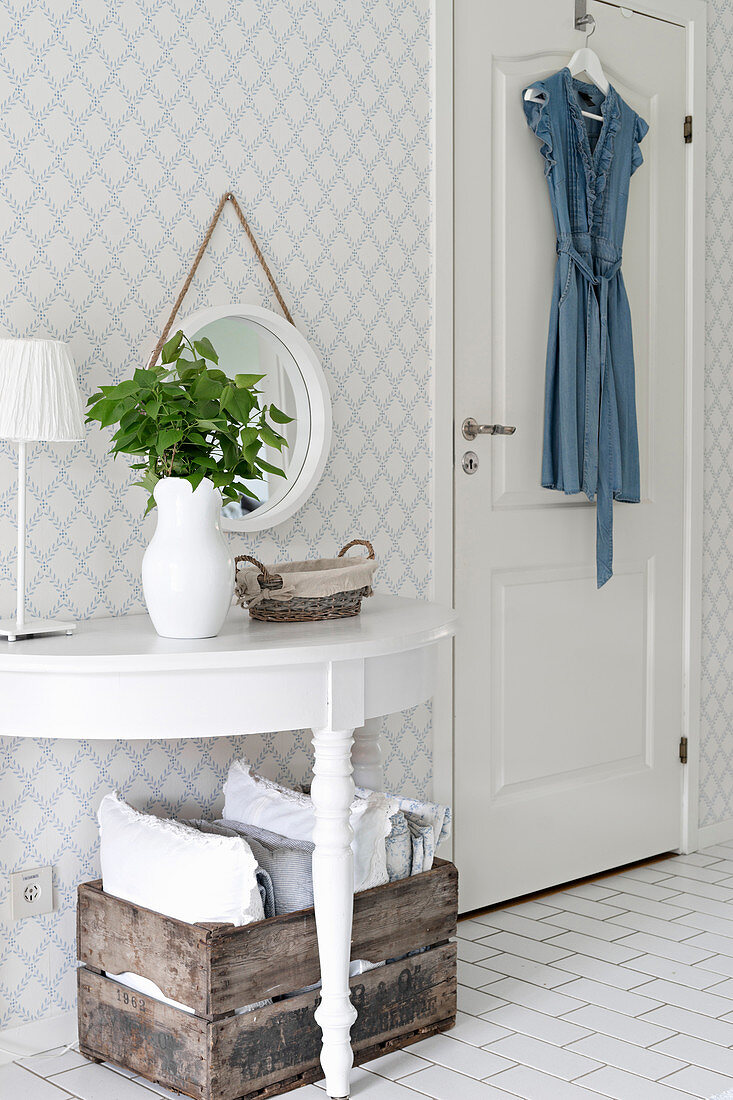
0 1009 76 1066
697 817 733 850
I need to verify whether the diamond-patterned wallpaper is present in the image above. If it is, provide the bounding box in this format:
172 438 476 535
0 0 433 1026
700 0 733 828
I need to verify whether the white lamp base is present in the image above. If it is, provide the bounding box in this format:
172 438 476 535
0 619 76 642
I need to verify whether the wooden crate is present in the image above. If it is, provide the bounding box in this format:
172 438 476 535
77 858 458 1100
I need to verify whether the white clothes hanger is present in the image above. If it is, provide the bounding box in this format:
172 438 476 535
525 14 607 122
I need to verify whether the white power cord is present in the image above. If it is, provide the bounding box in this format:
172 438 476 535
0 1037 80 1062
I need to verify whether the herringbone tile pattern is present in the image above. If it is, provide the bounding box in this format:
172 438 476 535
12 846 733 1098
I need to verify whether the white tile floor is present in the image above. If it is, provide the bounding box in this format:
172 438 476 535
10 845 733 1098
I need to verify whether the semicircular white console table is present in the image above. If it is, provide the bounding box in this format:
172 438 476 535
0 594 456 1100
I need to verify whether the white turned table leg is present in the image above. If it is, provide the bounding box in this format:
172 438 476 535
352 719 384 792
311 726 358 1099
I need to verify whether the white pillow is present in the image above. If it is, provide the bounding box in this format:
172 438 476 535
223 763 390 893
98 792 265 1012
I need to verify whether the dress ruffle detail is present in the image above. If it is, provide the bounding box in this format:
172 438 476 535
522 82 555 177
592 89 621 222
562 69 620 230
631 113 649 175
563 69 597 224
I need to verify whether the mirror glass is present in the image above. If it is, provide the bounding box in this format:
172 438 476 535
182 305 331 533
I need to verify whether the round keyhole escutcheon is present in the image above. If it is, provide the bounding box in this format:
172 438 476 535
462 451 479 475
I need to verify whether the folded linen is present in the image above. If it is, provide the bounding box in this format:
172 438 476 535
406 812 435 874
189 818 312 916
356 787 452 879
385 809 412 882
386 793 452 855
224 763 391 892
187 818 278 918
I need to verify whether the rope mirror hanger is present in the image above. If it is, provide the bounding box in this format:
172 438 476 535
147 191 295 370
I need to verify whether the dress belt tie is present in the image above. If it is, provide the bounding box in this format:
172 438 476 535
556 237 622 588
556 237 623 284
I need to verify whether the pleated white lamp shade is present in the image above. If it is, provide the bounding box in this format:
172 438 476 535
0 338 85 442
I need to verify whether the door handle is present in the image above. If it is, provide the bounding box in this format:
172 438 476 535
462 418 517 441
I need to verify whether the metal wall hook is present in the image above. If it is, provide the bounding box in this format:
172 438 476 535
574 1 596 42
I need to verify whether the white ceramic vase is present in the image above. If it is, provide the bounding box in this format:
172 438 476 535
142 477 234 639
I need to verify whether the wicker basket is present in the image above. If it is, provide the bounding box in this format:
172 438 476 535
235 539 376 622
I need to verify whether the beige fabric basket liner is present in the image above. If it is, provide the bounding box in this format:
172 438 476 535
236 555 378 606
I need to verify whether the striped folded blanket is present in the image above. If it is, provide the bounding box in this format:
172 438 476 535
188 818 312 916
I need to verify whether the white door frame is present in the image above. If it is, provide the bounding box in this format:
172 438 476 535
431 0 707 859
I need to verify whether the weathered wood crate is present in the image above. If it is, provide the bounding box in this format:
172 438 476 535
77 858 458 1100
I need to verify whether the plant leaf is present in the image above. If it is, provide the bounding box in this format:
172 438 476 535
259 424 286 450
235 373 265 389
156 428 185 456
134 368 157 387
240 426 260 448
85 398 114 425
161 331 183 363
268 404 295 424
210 470 232 489
133 468 160 495
103 378 139 399
194 374 222 401
194 337 219 364
228 387 254 424
100 400 127 428
255 456 287 478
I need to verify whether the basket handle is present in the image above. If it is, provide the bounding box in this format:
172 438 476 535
235 554 279 586
337 539 375 560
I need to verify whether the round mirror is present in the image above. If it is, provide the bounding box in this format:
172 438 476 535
180 304 331 532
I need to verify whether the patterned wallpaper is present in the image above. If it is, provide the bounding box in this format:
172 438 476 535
700 0 733 828
0 0 433 1026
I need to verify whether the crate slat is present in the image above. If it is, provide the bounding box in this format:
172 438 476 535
212 943 457 1100
77 881 212 1016
78 967 209 1098
209 859 458 1012
79 944 456 1100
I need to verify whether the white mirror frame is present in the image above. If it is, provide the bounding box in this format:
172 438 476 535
180 303 332 533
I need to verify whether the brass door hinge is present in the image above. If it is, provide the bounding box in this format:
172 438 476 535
684 115 692 144
680 736 688 764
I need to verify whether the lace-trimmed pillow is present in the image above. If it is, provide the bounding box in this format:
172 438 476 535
98 792 265 1014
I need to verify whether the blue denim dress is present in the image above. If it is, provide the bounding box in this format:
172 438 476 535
523 68 648 587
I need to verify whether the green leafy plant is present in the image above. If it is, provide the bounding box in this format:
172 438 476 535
86 330 294 512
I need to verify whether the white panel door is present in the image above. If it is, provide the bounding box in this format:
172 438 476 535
454 0 687 911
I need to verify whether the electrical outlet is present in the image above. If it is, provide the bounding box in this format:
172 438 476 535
11 866 53 919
